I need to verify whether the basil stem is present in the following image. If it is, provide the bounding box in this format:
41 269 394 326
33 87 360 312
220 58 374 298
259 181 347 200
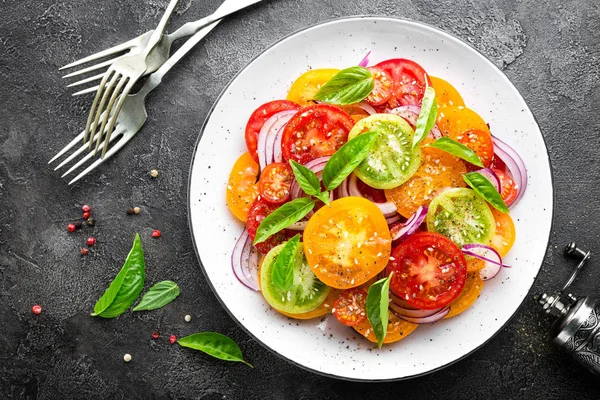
313 66 374 105
253 198 315 245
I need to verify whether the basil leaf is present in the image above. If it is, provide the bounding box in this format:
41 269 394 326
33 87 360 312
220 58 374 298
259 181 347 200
253 198 316 245
289 160 321 196
413 86 438 149
132 280 180 312
313 66 374 105
427 137 484 168
322 131 379 190
366 272 393 348
271 234 300 292
178 332 252 367
92 233 146 318
463 172 509 213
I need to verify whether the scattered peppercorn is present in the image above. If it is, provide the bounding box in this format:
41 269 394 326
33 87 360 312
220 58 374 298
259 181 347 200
127 208 135 215
123 354 132 362
74 221 83 230
83 212 90 220
133 207 141 215
67 223 76 233
152 331 160 339
82 205 91 213
87 237 96 247
169 335 177 344
86 218 95 227
150 169 159 178
80 248 89 256
151 230 161 238
184 314 191 322
32 305 42 315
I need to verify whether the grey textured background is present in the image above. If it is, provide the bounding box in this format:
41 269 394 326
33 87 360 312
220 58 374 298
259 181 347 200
1 0 600 398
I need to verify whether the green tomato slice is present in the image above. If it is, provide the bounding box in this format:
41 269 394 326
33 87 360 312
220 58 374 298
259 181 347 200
347 114 421 189
260 243 331 314
426 188 496 247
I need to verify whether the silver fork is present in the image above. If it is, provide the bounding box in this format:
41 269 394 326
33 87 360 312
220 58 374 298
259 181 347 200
61 0 258 96
49 0 263 185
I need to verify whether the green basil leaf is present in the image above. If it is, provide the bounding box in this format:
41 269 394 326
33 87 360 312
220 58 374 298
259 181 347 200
315 191 331 206
366 272 393 349
322 131 379 190
427 137 484 168
132 280 180 312
271 234 300 292
178 332 252 367
463 172 509 213
413 86 438 149
254 198 316 245
313 66 374 105
92 233 146 318
289 160 322 197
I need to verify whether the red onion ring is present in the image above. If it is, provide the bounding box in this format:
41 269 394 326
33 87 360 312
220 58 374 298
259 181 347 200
231 229 260 291
392 206 428 242
394 306 450 324
385 214 401 225
491 136 527 208
287 221 308 231
290 157 330 200
476 168 501 192
358 101 377 115
462 243 511 281
389 106 442 139
389 293 444 317
346 173 398 217
257 110 297 171
358 50 371 67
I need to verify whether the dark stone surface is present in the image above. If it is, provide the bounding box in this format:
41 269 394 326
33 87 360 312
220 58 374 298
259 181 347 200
1 0 600 398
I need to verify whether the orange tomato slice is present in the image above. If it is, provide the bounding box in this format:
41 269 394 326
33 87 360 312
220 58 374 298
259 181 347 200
467 258 485 272
226 153 259 221
430 76 465 109
490 208 516 257
353 311 418 344
286 68 339 106
445 272 484 319
303 197 391 289
384 147 467 218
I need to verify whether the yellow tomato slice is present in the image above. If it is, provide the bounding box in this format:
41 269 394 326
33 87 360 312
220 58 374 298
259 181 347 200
303 197 391 289
353 311 418 344
437 106 491 139
225 153 259 222
444 272 484 319
286 68 339 106
490 208 516 257
430 76 465 109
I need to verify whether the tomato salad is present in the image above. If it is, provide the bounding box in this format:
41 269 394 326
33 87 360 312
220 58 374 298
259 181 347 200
227 55 526 346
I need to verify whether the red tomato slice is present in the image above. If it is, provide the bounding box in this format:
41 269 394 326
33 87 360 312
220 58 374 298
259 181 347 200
490 153 507 172
281 104 354 164
333 288 368 327
258 163 293 204
493 168 518 206
458 129 494 168
246 198 292 254
365 67 393 106
386 232 467 310
372 59 431 111
245 100 301 163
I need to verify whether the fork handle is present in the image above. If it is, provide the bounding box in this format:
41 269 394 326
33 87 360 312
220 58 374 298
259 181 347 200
145 0 180 55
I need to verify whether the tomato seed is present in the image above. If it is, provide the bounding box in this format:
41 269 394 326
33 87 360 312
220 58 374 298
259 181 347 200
67 223 76 233
82 205 91 213
151 331 159 339
169 335 177 344
87 237 96 247
32 305 42 314
151 230 161 238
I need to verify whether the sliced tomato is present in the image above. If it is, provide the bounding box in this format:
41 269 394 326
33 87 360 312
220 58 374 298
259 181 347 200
386 232 467 310
286 69 339 106
372 58 431 111
303 197 392 289
333 288 368 327
281 104 354 164
365 67 393 106
444 272 484 319
493 168 518 206
490 153 507 172
339 104 371 123
429 76 465 109
245 100 301 162
458 129 494 168
490 207 516 257
226 153 260 222
353 309 418 344
246 198 292 254
258 163 293 204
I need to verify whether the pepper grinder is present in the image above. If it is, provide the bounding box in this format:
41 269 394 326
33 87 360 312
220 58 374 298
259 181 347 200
538 243 600 375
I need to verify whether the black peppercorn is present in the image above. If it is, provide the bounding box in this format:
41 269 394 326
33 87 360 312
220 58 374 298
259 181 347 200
127 207 135 215
74 221 83 229
86 217 95 226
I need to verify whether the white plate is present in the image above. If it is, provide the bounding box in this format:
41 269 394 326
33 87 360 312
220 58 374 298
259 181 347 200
188 17 553 381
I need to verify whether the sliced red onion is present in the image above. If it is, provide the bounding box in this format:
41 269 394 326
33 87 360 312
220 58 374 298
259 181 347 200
347 173 397 217
358 50 371 67
358 101 377 115
385 214 401 225
395 306 450 324
389 106 442 139
389 293 445 317
392 206 428 242
288 221 308 231
491 136 527 208
477 168 501 192
462 243 511 281
273 129 284 163
231 229 260 291
257 110 297 171
290 156 330 200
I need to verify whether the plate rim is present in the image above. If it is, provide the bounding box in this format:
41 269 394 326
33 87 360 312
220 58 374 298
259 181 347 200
186 15 555 382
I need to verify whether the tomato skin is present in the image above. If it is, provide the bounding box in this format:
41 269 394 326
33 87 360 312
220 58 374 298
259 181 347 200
245 100 301 162
386 232 467 310
258 163 293 204
286 69 340 106
430 76 465 109
457 129 494 168
226 153 260 222
372 59 431 111
365 67 393 106
490 207 516 257
246 198 292 254
333 288 368 327
493 168 518 206
444 272 484 319
281 104 354 164
353 310 418 344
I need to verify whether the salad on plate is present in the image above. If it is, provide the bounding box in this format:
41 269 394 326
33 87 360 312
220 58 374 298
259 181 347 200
225 54 527 347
